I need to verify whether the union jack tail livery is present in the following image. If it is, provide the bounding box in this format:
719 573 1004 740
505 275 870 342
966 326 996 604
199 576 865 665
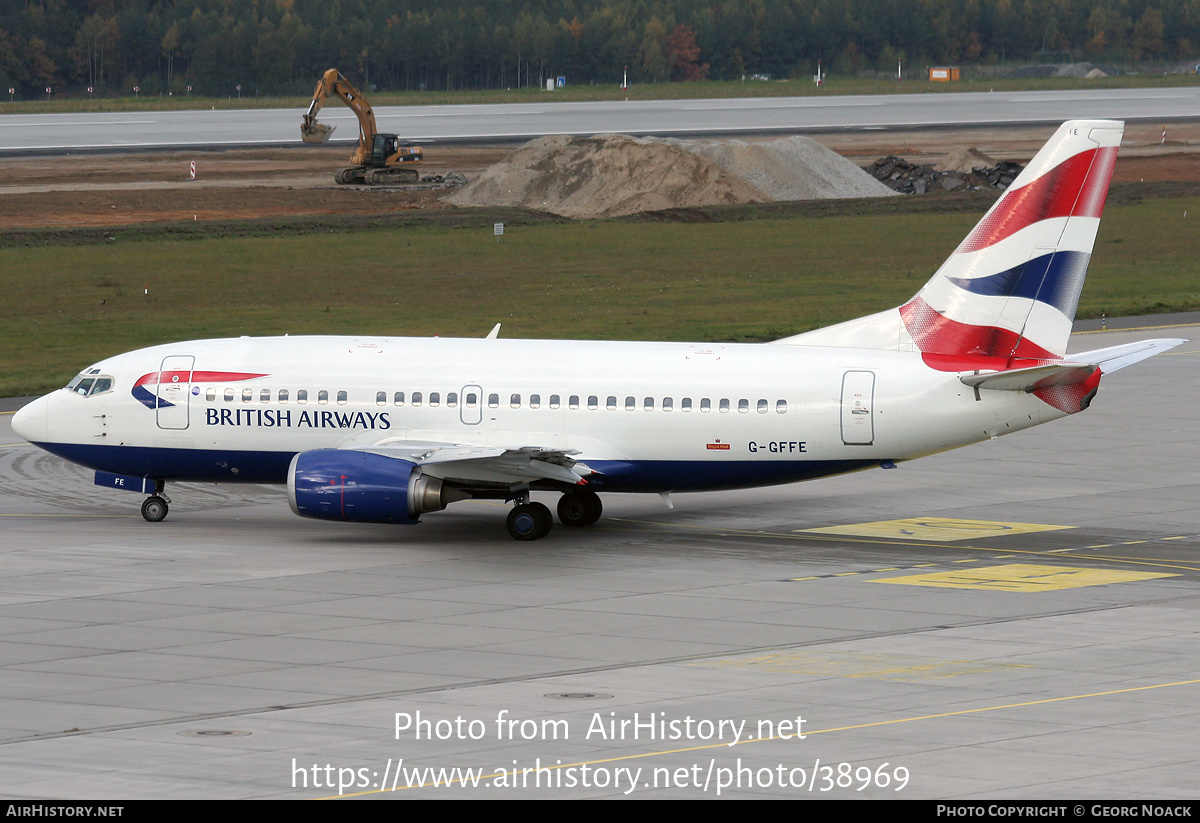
782 120 1124 366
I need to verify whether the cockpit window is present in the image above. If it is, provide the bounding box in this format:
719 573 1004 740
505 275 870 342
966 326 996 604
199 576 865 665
66 371 113 397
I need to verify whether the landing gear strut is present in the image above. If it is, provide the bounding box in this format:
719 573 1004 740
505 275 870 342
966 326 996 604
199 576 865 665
557 490 602 527
506 501 553 541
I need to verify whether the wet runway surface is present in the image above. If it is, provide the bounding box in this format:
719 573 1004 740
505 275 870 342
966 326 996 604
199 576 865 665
1 322 1197 798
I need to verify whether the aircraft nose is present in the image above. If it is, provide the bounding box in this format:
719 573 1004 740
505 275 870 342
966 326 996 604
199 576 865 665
11 394 49 443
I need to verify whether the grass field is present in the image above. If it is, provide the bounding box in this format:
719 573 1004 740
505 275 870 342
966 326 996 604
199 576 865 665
2 193 1197 396
2 74 1197 115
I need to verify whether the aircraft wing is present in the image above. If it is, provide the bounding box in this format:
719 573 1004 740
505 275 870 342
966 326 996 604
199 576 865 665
349 440 591 487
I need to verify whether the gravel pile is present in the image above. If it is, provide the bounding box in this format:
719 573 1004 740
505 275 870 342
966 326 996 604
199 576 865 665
446 133 895 218
659 135 896 201
445 134 767 219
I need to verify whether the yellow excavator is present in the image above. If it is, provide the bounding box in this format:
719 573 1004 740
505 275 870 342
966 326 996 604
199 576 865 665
300 68 423 184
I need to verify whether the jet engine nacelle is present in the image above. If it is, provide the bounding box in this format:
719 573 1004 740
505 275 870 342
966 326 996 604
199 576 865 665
287 449 463 524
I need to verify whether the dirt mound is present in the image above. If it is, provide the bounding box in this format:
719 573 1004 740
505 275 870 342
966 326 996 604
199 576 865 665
445 134 767 219
662 135 896 201
446 133 894 218
934 146 999 173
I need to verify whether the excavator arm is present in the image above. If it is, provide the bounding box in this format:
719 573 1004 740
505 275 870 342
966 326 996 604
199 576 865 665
300 68 377 167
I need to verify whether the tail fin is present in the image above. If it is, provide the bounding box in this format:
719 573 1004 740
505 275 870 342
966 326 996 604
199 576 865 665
779 120 1123 363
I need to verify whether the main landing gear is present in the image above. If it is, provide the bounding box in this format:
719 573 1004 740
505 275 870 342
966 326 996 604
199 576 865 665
506 501 553 541
505 490 603 540
557 489 602 528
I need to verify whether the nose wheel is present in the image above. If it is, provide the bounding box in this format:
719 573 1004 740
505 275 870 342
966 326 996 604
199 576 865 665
141 495 169 523
506 502 553 540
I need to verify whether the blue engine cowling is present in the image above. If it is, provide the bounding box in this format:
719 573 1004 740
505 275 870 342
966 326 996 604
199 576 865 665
287 450 462 524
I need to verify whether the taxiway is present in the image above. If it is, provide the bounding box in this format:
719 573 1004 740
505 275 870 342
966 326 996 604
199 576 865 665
1 321 1197 798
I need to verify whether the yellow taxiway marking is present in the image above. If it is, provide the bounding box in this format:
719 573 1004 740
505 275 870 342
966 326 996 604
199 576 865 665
801 517 1073 542
325 676 1200 797
875 563 1176 592
609 519 1200 573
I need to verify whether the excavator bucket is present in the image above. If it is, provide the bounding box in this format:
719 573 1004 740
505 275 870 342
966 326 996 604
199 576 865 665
300 122 335 144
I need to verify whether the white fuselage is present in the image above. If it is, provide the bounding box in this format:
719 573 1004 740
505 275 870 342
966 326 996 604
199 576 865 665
16 335 1061 493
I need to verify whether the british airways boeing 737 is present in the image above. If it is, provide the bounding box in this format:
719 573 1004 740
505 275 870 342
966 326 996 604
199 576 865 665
11 120 1184 540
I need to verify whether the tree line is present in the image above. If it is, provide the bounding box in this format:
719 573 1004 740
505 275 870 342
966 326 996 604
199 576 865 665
1 0 1196 99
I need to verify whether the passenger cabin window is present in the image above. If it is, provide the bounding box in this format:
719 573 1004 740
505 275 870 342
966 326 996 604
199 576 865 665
569 395 579 410
758 399 768 414
429 392 440 407
376 392 386 405
607 396 617 411
663 397 673 411
738 399 749 413
530 394 540 409
278 389 289 403
700 398 711 412
549 395 560 409
206 388 216 401
297 390 308 404
337 391 347 404
644 397 654 411
242 388 253 402
412 392 423 406
224 388 234 402
260 389 271 403
394 392 404 406
488 393 499 408
720 399 731 413
681 398 692 412
318 390 329 404
776 400 787 414
447 392 458 407
464 392 477 407
587 396 598 410
510 394 520 408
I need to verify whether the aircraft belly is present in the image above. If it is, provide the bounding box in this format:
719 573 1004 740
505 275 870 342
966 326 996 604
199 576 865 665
30 440 295 483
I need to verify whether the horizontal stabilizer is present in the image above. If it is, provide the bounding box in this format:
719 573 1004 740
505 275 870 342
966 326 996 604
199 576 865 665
1067 338 1187 373
960 337 1186 393
960 363 1097 392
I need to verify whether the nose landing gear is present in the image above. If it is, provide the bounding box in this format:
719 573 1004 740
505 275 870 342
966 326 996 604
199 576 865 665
140 480 170 522
141 495 169 522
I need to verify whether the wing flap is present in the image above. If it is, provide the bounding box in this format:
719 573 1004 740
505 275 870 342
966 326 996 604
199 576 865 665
350 439 590 487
